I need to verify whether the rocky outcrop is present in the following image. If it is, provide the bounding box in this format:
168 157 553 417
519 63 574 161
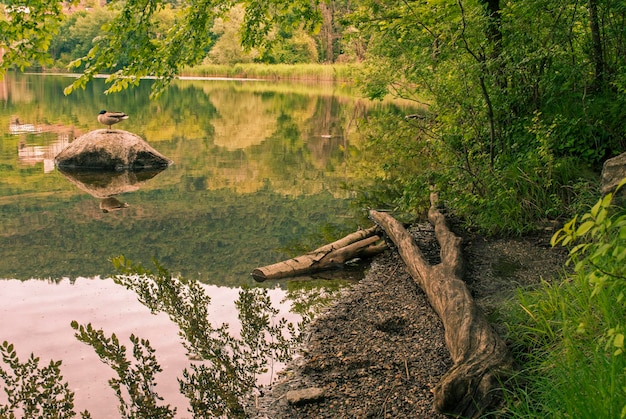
601 152 626 196
54 129 172 171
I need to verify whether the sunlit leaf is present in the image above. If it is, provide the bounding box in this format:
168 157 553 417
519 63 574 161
590 198 602 218
575 220 595 237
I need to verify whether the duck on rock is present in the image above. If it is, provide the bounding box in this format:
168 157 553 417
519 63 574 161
98 110 129 130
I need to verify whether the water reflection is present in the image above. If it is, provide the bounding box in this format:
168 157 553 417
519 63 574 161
58 168 168 198
58 167 168 213
0 73 387 282
109 257 354 417
11 116 77 172
0 72 413 416
10 116 42 134
0 261 351 417
99 196 129 213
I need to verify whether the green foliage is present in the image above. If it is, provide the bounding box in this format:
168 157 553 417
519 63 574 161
348 110 434 215
0 0 75 76
446 151 597 235
502 178 626 417
48 8 117 69
0 341 87 418
262 29 319 64
346 0 626 234
207 5 259 65
62 0 324 97
552 177 626 354
349 105 597 235
71 323 175 418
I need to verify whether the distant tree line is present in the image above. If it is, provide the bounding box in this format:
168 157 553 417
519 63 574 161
45 1 357 69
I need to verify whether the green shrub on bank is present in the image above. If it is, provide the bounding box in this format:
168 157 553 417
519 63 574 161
502 179 626 417
349 109 599 235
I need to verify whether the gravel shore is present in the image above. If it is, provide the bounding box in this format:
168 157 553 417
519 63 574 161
249 222 569 418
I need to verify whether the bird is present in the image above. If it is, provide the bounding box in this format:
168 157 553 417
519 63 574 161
98 110 128 130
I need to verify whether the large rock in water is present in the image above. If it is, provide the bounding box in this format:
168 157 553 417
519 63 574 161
54 129 172 170
601 151 626 197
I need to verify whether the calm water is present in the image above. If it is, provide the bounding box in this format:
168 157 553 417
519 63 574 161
0 72 405 416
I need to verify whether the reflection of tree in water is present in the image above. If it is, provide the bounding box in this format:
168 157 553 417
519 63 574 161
0 257 349 418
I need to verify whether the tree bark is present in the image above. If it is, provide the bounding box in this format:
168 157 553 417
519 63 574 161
588 0 604 88
319 2 335 63
251 226 387 281
369 193 513 418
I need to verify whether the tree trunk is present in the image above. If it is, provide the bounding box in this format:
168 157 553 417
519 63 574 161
588 0 604 88
251 226 387 281
369 194 513 418
319 2 335 63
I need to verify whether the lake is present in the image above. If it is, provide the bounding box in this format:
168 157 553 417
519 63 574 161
0 72 406 417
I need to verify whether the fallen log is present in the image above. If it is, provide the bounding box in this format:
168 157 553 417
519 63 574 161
370 194 513 418
251 226 387 281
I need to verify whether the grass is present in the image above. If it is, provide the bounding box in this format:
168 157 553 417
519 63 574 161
500 192 626 418
502 279 626 418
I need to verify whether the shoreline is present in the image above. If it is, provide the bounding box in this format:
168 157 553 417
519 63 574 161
248 223 569 418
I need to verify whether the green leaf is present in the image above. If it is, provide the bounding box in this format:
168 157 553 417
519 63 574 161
613 331 624 348
601 193 614 209
590 198 602 218
575 220 595 237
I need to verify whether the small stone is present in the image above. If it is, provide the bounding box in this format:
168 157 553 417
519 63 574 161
285 387 325 405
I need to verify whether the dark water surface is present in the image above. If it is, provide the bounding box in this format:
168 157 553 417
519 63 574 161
0 72 405 416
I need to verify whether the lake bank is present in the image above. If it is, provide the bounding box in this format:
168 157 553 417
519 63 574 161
248 223 570 418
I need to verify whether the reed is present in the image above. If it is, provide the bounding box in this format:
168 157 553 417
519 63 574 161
180 63 359 82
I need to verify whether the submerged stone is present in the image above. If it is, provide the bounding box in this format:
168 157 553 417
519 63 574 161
54 129 172 171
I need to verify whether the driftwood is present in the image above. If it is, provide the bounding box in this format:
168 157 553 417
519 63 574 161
370 193 513 418
251 226 387 281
